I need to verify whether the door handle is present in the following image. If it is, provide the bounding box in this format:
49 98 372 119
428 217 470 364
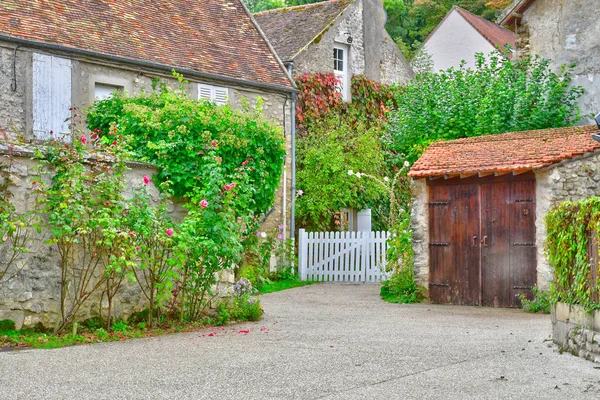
472 236 477 246
481 236 488 247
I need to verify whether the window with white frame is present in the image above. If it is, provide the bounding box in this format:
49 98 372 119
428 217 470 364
198 83 229 106
32 53 72 141
334 45 349 101
94 83 123 101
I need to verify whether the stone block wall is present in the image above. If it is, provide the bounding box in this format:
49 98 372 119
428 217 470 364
518 0 600 124
292 0 412 86
535 152 600 290
410 179 429 287
0 146 236 330
552 302 600 363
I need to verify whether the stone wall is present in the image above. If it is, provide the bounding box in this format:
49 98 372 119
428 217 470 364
0 146 237 330
410 179 429 287
552 302 600 363
518 0 600 124
292 0 412 85
535 152 600 290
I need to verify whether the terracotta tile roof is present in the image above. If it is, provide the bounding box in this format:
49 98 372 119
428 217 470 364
0 0 294 90
409 125 600 179
454 7 517 50
254 0 352 61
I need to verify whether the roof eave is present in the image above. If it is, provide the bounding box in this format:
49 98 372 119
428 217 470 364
239 0 298 90
0 34 298 94
499 0 537 27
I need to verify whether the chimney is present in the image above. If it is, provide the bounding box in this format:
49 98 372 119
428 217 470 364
362 0 385 82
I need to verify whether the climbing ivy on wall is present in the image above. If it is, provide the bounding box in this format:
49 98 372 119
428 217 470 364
545 198 600 312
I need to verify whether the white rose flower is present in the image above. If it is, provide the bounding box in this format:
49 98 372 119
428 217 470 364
384 177 390 182
260 232 267 238
348 170 354 176
403 161 410 168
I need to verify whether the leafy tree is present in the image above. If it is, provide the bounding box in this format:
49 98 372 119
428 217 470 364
386 52 584 163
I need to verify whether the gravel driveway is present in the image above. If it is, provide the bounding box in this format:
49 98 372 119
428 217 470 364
1 284 599 399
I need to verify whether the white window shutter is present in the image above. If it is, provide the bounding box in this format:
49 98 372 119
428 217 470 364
213 87 229 106
33 54 72 141
198 84 214 102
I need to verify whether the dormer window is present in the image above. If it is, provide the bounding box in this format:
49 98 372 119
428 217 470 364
334 45 349 101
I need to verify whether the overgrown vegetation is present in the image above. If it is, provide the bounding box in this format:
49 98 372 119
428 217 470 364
545 198 600 312
387 52 584 163
520 287 551 314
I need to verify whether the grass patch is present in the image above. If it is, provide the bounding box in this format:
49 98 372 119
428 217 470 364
258 278 314 294
0 310 263 351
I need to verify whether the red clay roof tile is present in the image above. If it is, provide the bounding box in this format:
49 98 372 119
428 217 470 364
0 0 294 90
409 125 600 179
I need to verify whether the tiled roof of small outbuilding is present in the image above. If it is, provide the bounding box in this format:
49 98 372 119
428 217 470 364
409 125 600 179
254 0 352 62
0 0 294 90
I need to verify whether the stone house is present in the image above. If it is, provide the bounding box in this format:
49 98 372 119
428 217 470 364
254 0 413 101
0 0 296 328
409 124 600 307
423 6 517 71
500 0 600 124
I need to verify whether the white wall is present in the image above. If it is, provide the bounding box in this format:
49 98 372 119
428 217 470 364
424 9 496 71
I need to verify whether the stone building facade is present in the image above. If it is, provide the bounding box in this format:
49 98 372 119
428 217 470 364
255 0 413 95
500 0 600 124
0 0 296 329
409 125 600 305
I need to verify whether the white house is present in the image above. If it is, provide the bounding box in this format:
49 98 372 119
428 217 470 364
423 6 517 71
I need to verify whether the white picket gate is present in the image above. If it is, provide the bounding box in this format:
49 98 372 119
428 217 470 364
298 229 391 283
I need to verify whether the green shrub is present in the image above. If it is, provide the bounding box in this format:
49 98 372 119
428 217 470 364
380 267 426 304
520 287 551 314
214 293 264 325
387 52 584 163
0 319 16 331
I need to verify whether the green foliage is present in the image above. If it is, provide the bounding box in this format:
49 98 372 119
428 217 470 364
0 319 16 331
34 119 137 334
257 278 313 294
545 198 600 312
242 0 286 12
86 78 285 217
214 279 263 325
380 267 426 304
387 52 584 163
520 287 551 314
295 74 398 231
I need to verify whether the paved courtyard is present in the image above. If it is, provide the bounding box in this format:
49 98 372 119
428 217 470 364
1 284 598 399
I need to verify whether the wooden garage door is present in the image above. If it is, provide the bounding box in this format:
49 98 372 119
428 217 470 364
428 176 536 307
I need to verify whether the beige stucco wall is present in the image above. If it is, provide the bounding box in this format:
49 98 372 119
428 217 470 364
424 9 497 71
518 0 600 124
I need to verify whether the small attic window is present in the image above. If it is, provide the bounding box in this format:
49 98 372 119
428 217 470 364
198 83 229 106
333 45 349 101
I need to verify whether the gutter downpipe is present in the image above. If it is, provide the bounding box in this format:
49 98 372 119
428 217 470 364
288 62 297 243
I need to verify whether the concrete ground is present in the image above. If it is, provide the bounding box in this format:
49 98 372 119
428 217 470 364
1 284 599 399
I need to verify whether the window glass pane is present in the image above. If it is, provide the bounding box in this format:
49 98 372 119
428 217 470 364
95 83 122 101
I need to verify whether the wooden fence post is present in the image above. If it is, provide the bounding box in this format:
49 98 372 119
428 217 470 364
298 229 308 281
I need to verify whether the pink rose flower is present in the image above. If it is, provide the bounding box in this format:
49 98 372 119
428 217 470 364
130 232 137 238
277 234 283 240
143 175 150 185
80 136 87 145
211 140 218 147
278 224 284 230
230 182 236 189
297 190 304 196
224 184 231 191
166 228 174 237
200 199 209 209
105 201 110 206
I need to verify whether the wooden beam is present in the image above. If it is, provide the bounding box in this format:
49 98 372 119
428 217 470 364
512 168 532 176
478 171 494 177
459 173 478 179
428 175 444 180
494 170 512 177
443 174 459 180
